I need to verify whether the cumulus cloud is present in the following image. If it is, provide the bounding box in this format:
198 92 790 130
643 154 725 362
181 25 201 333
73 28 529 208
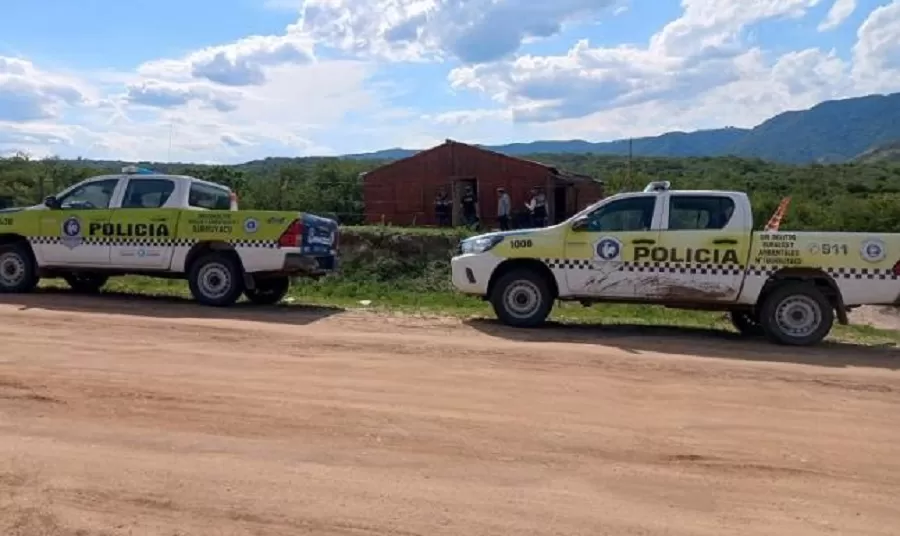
852 0 900 89
819 0 857 30
294 0 617 63
0 56 85 122
448 0 854 123
140 33 315 86
125 80 241 112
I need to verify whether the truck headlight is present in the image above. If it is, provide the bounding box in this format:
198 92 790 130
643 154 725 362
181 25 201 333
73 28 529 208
460 235 504 254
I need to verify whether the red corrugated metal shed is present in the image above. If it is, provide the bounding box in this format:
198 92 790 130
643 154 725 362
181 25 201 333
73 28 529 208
362 139 605 227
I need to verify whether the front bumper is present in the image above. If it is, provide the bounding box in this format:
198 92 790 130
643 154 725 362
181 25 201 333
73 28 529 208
450 253 501 295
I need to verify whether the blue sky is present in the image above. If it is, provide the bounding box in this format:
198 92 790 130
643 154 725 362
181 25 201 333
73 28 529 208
1 0 898 163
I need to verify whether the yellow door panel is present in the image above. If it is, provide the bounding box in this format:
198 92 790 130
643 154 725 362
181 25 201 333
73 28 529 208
649 230 749 302
107 208 181 269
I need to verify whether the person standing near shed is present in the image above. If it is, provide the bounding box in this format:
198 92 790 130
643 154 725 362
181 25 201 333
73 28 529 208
434 187 451 227
527 187 547 227
496 187 511 230
461 185 479 229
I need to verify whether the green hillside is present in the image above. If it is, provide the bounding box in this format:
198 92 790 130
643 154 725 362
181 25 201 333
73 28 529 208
855 140 900 164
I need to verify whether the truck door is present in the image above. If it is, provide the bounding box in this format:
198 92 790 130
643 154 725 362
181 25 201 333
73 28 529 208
563 195 661 299
39 178 119 266
651 193 748 302
108 177 180 270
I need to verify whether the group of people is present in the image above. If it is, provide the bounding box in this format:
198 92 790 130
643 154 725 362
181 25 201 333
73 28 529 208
433 185 547 231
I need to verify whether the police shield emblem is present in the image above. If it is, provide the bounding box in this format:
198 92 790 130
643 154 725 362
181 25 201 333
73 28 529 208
60 216 84 249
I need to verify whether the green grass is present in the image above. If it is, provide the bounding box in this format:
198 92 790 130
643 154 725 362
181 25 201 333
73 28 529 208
37 275 900 347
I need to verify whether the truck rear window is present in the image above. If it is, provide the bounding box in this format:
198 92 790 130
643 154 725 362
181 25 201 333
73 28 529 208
189 182 231 210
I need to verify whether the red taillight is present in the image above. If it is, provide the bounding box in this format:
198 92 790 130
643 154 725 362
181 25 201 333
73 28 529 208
278 219 304 248
892 260 900 277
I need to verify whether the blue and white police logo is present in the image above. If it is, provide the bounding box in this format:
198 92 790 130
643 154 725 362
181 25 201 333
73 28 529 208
60 216 83 249
860 238 886 263
243 217 259 233
594 237 622 261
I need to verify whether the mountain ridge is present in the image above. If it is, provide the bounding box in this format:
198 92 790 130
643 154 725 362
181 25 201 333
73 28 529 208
340 92 900 165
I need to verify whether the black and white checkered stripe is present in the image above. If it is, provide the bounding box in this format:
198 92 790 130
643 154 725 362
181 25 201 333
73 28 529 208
748 265 899 280
27 236 278 248
542 258 899 280
543 258 744 275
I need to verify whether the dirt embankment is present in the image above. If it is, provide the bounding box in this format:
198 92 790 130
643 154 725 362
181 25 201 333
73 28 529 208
1 293 899 535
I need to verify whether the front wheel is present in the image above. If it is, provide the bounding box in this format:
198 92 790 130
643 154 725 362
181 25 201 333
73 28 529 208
489 269 554 327
63 273 109 293
758 283 834 346
244 277 290 305
188 253 245 306
0 243 39 293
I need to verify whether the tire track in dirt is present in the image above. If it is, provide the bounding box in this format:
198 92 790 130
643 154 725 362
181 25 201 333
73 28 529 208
0 294 899 535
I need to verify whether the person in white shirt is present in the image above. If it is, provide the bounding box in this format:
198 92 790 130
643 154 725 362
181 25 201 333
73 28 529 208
527 187 547 227
496 187 511 230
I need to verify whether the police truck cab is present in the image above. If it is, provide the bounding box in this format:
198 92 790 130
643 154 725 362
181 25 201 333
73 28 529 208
451 181 900 346
0 166 339 306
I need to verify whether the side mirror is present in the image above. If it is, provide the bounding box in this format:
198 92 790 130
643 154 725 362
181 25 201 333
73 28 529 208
44 196 60 209
571 216 590 232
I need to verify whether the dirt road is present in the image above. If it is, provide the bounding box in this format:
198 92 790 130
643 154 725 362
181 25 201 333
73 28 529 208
1 293 899 536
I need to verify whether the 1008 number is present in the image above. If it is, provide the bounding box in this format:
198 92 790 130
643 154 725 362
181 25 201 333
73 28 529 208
510 239 533 249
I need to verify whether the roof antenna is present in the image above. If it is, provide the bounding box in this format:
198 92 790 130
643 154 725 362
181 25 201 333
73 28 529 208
167 122 175 163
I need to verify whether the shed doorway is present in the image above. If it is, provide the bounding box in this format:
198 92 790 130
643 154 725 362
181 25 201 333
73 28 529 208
451 177 478 227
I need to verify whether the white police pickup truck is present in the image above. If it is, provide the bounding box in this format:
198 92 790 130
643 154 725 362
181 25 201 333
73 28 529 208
451 181 900 346
0 166 339 306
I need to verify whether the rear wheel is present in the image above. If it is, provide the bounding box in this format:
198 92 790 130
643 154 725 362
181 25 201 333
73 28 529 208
729 309 764 336
188 253 244 306
244 276 290 305
63 273 109 294
0 243 38 293
758 282 834 346
489 269 554 327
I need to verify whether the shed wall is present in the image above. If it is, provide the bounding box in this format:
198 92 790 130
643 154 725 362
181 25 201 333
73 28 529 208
363 142 604 226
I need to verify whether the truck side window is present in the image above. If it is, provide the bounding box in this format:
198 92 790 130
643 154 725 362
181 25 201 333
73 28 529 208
58 179 119 210
189 182 231 210
121 178 176 209
586 197 656 232
668 195 736 230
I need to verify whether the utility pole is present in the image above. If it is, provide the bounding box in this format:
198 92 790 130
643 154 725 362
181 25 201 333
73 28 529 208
627 138 633 190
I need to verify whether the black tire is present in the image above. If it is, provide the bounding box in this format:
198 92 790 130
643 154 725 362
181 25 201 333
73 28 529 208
758 282 834 346
729 309 765 337
0 242 39 293
244 277 290 305
187 253 244 306
489 269 554 327
63 273 109 294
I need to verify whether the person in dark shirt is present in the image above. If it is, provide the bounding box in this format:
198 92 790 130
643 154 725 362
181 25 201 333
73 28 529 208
434 188 451 227
461 186 478 229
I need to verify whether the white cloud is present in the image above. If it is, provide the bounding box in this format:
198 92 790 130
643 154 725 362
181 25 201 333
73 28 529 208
819 0 857 30
3 0 900 163
293 0 617 63
0 57 86 122
852 0 900 91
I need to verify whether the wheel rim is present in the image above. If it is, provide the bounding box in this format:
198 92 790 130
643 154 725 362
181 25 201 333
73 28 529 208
198 263 232 299
502 280 542 319
774 295 821 338
0 252 26 287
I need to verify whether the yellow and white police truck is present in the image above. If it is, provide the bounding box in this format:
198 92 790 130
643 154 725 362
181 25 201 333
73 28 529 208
451 181 900 346
0 166 339 306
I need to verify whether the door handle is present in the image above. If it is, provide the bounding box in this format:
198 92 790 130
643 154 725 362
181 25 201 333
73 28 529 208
631 239 655 245
713 238 738 245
